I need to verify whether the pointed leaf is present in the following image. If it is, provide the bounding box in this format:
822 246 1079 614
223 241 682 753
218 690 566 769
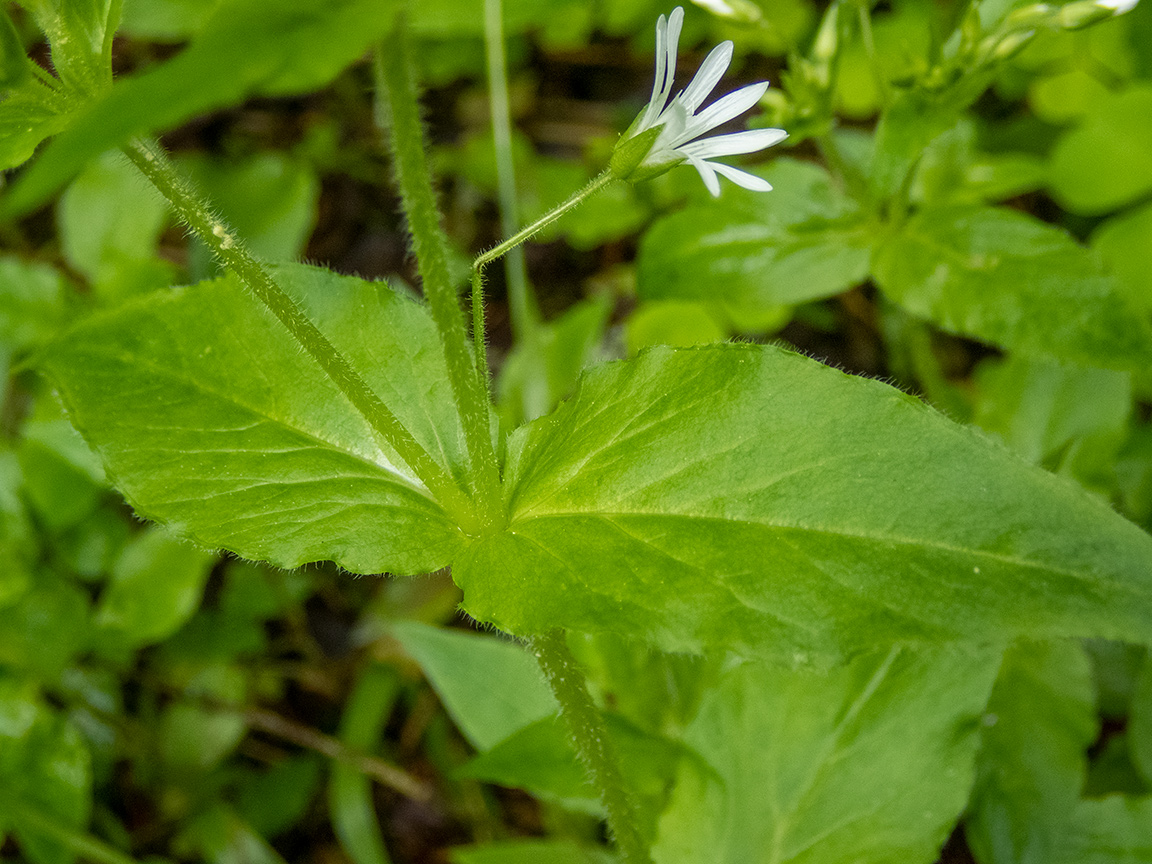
456 344 1152 663
872 205 1152 369
393 621 556 752
38 263 466 575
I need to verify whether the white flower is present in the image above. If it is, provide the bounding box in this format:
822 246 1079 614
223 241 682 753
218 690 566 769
1096 0 1138 12
611 6 787 196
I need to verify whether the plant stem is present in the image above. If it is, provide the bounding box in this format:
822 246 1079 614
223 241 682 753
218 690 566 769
531 631 653 864
469 169 614 360
3 799 142 864
121 138 479 534
374 33 504 534
473 169 614 276
482 0 538 343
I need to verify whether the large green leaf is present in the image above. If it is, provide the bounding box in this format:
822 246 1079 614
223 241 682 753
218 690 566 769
38 263 466 576
455 344 1152 663
636 159 872 308
1048 85 1152 216
872 205 1152 369
1 0 402 218
651 646 1000 864
966 640 1097 864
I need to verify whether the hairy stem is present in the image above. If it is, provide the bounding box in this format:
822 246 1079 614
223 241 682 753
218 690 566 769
122 138 479 534
375 32 504 533
469 169 614 366
531 631 653 864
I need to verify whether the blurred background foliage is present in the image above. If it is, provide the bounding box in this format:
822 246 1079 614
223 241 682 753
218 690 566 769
3 0 1152 861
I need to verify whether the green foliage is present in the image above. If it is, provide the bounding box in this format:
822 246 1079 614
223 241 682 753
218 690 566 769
4 0 1152 861
460 344 1152 662
39 264 468 576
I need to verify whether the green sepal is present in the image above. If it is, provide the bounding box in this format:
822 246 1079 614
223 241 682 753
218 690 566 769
609 125 669 183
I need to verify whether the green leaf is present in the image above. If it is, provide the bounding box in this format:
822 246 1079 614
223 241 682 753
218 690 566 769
94 525 216 648
180 151 319 275
966 640 1097 864
636 159 872 309
0 78 78 172
0 255 69 380
650 646 1000 864
973 356 1130 465
450 839 615 864
1 0 403 218
0 679 92 864
38 263 466 576
57 149 173 297
18 416 106 531
872 205 1152 369
236 756 321 840
21 0 119 95
392 620 556 752
0 452 35 607
329 664 397 864
497 296 611 429
1057 796 1152 863
119 0 224 40
456 344 1152 663
626 301 727 354
1048 85 1152 215
1094 200 1152 315
1128 656 1152 787
176 803 287 864
460 712 682 835
160 665 246 773
0 572 90 679
0 7 31 88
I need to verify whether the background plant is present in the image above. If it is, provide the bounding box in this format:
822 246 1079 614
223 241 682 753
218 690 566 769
3 0 1152 862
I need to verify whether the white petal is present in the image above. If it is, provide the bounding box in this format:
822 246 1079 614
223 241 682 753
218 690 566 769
651 97 691 152
666 6 685 64
666 81 768 148
679 126 787 158
708 161 774 191
640 13 671 130
686 154 722 196
679 41 733 114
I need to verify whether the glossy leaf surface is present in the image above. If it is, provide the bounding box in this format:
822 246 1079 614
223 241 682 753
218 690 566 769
456 344 1152 663
39 264 466 575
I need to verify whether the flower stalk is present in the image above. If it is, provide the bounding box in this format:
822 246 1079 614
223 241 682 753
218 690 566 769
470 170 614 354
